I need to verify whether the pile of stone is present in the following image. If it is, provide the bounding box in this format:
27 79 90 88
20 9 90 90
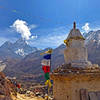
53 63 100 74
0 72 13 100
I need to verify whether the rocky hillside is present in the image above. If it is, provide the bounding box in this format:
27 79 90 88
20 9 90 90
15 44 65 74
3 44 65 78
0 72 13 100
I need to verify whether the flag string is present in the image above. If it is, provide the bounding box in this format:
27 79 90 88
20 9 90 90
40 49 53 99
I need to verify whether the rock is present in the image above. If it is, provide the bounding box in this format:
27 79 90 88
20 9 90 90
0 72 13 100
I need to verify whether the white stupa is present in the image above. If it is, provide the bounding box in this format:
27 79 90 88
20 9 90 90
64 22 92 68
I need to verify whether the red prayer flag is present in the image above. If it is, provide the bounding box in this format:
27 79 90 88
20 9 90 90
42 66 50 73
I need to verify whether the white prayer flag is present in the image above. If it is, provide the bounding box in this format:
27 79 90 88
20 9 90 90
41 59 50 66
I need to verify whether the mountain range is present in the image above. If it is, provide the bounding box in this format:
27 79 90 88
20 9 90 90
84 30 100 65
1 30 100 80
0 38 38 59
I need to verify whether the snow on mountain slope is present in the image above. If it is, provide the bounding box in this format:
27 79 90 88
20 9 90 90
0 38 38 59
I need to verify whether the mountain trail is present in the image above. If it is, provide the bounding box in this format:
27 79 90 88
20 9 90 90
12 93 44 100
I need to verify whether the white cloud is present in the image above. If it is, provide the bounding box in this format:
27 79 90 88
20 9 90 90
11 19 37 40
82 23 90 33
34 34 67 49
29 24 37 30
31 35 38 39
29 26 68 48
46 34 67 46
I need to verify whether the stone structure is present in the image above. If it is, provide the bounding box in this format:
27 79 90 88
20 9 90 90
64 22 91 68
51 22 100 100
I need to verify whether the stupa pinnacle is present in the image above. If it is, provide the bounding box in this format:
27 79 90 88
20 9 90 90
73 21 76 29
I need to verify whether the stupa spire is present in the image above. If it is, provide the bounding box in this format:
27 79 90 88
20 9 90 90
73 21 76 29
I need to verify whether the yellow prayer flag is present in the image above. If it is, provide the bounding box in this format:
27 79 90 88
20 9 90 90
45 79 52 88
40 49 53 55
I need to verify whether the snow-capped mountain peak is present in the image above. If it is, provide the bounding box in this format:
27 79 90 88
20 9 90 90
83 30 100 44
0 38 38 59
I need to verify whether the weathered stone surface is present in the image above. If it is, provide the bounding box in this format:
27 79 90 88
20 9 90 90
64 47 89 67
51 70 100 100
0 72 12 100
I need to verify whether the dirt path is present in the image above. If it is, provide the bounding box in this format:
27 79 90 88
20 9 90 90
12 93 44 100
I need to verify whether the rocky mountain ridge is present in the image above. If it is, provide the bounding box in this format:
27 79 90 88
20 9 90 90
0 38 38 59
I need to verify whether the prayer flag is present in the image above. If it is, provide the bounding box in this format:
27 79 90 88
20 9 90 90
40 49 53 89
43 54 51 60
42 66 50 73
41 59 50 66
44 72 50 80
40 49 53 55
45 79 52 88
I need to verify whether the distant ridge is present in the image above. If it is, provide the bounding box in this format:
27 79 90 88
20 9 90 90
2 30 100 81
0 38 38 59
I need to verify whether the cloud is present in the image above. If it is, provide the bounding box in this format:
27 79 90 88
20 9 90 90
11 19 37 40
44 34 67 46
29 24 37 30
29 26 68 48
82 23 90 33
31 35 38 39
30 34 67 49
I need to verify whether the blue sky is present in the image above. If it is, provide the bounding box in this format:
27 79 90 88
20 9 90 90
0 0 100 48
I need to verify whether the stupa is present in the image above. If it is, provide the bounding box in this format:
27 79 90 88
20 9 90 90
64 22 92 68
51 22 100 100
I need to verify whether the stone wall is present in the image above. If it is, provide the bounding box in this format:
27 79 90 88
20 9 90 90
64 47 88 64
51 73 100 100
